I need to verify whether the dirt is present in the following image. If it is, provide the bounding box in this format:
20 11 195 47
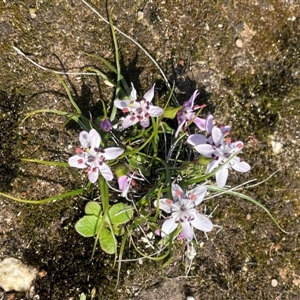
0 0 300 299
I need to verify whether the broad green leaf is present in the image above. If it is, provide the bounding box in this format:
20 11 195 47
85 201 101 216
109 203 133 225
163 106 182 119
99 227 116 254
75 215 102 237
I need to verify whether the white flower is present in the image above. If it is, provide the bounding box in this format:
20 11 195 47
154 183 213 241
68 129 124 183
193 127 250 187
114 83 164 128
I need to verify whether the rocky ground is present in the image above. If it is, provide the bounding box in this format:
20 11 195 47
0 0 300 299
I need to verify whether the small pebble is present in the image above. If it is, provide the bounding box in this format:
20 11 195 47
236 38 243 48
137 11 144 20
271 279 278 287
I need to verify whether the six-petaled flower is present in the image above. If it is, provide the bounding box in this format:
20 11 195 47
114 83 164 128
192 126 251 187
68 129 124 183
154 183 213 241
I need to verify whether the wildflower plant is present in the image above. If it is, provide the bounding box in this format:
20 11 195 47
2 0 288 285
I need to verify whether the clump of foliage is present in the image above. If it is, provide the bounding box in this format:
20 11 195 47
1 0 287 286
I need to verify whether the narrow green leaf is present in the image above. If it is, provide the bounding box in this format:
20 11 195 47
21 158 69 167
207 186 289 234
54 74 82 114
0 188 85 204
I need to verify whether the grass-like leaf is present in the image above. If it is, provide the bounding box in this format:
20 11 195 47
207 185 288 234
0 188 85 204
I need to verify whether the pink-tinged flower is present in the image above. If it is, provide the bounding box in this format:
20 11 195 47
100 118 112 132
187 115 231 146
118 175 130 198
114 83 164 128
117 172 144 198
193 127 250 188
68 129 124 183
154 183 213 241
175 90 207 138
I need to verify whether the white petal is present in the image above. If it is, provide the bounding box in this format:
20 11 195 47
154 198 173 213
232 159 251 172
88 129 101 149
148 105 164 117
122 115 139 128
212 126 223 146
188 185 207 205
194 144 216 157
88 168 99 183
206 114 214 132
180 221 194 241
102 147 124 160
216 168 229 188
221 125 231 134
68 155 87 169
231 141 244 153
191 213 213 232
171 184 185 201
143 84 155 102
161 218 178 236
99 163 113 181
114 99 131 109
140 117 150 128
187 134 207 146
79 131 90 148
193 117 206 131
206 159 219 173
130 83 137 100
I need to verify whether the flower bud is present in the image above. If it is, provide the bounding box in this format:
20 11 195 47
99 118 112 132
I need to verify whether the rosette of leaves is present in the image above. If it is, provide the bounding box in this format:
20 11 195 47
75 201 133 254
